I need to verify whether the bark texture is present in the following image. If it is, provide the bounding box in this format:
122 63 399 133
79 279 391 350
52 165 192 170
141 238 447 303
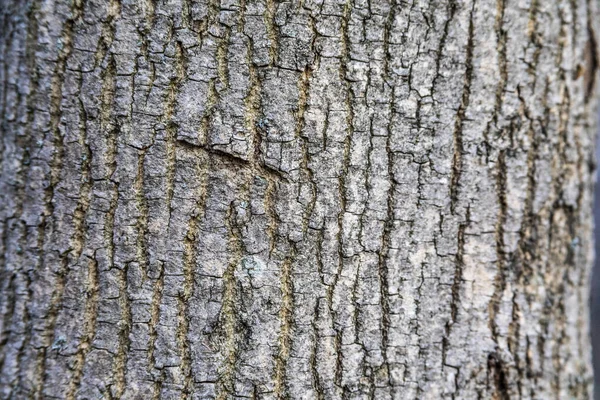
0 0 598 398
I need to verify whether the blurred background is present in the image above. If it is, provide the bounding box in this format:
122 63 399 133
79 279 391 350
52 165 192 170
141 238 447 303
591 126 600 400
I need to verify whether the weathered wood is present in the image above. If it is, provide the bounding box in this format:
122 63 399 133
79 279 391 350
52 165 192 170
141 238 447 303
0 0 598 398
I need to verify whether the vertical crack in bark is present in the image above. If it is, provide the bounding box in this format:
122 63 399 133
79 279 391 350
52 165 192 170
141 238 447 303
216 201 245 399
65 255 99 400
309 300 325 400
198 0 220 43
135 149 150 280
549 77 573 397
182 0 192 30
94 0 121 69
494 0 508 112
0 11 11 167
488 149 509 397
179 155 208 398
487 352 510 400
246 46 261 169
217 28 231 89
150 37 187 398
199 78 218 145
297 67 316 237
584 4 598 103
36 0 83 394
98 52 132 399
101 56 119 298
334 328 344 391
0 275 16 376
449 2 476 214
63 97 96 399
274 253 295 398
113 266 131 399
326 1 355 393
297 63 322 398
71 98 93 260
373 5 397 387
525 0 542 90
166 42 185 226
431 0 456 98
149 262 165 400
442 205 469 399
508 75 550 391
264 0 278 67
378 146 394 381
262 46 295 400
489 149 508 333
244 37 278 258
513 85 541 387
483 0 508 161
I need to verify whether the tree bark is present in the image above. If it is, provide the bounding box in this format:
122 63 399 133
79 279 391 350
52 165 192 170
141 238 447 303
0 0 598 398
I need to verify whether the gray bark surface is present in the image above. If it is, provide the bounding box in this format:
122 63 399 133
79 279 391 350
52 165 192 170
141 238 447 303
0 0 598 398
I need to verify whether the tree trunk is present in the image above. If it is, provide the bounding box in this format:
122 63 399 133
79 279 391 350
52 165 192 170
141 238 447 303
0 0 598 398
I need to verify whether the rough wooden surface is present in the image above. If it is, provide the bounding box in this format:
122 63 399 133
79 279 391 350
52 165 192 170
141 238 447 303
0 0 598 398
